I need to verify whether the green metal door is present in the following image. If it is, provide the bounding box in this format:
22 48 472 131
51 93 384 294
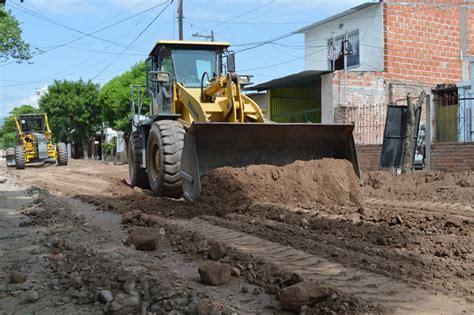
270 78 322 123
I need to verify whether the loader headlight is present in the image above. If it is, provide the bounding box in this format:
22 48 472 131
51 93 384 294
238 75 252 85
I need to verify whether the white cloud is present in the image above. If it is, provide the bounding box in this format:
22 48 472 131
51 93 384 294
0 85 47 119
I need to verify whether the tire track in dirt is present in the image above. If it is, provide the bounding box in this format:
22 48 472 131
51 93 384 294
164 218 473 314
366 197 474 215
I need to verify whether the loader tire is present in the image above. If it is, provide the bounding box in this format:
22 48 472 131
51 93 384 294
147 120 184 198
15 145 25 170
6 147 15 167
128 131 150 189
57 143 68 166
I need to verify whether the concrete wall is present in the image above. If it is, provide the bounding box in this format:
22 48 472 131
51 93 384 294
321 73 334 123
303 3 384 72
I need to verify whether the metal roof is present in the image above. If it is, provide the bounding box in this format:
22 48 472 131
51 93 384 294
150 40 230 56
245 70 331 91
295 2 381 34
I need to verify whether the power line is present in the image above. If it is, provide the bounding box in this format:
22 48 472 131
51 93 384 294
92 1 173 80
240 46 327 72
2 0 169 67
9 2 143 52
195 0 275 36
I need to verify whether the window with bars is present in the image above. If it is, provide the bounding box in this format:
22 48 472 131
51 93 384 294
327 30 360 70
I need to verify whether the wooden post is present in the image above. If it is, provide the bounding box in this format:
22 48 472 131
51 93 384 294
178 0 183 40
402 91 426 173
425 93 432 170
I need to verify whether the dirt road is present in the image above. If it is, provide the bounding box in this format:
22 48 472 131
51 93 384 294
3 159 474 314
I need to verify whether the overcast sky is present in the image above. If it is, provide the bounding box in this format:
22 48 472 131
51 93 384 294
0 0 367 119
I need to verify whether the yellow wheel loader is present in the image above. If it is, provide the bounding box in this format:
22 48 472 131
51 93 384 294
6 113 68 169
129 40 360 202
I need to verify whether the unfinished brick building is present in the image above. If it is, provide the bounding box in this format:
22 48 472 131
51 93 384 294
297 0 474 144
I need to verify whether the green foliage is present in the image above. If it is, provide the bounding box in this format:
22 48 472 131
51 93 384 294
99 61 149 132
0 104 39 148
102 142 115 157
39 79 101 144
0 7 33 63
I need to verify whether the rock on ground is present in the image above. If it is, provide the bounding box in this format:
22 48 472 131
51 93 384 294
208 241 227 260
198 261 231 286
10 271 27 284
99 290 113 304
280 281 334 311
125 228 158 251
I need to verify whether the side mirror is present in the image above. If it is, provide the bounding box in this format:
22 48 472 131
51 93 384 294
227 53 236 73
150 71 170 83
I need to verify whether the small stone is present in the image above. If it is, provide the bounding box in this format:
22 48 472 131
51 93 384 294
280 281 334 311
236 264 245 271
197 240 209 253
231 267 241 277
395 215 404 225
72 276 82 288
0 177 7 183
159 227 166 236
246 263 253 270
208 241 227 260
26 290 39 302
198 261 231 286
99 290 113 304
301 218 310 227
241 286 249 293
125 228 158 251
10 272 27 284
252 288 261 295
220 256 231 263
123 279 135 294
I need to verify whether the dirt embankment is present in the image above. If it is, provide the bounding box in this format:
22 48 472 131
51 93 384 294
200 159 363 208
364 170 474 204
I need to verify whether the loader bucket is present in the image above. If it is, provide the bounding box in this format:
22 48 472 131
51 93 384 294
180 122 360 202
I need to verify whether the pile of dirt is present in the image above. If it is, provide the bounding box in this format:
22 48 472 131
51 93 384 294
199 158 363 208
364 170 474 204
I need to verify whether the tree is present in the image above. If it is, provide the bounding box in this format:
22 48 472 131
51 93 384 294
39 79 101 158
0 6 33 63
99 61 148 132
0 104 39 148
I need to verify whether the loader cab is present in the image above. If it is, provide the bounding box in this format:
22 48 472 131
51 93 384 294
147 40 230 115
18 114 46 133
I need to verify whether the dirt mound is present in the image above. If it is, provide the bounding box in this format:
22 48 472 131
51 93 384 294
199 159 363 208
364 170 474 204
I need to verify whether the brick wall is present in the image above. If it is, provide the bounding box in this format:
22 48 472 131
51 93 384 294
357 142 474 171
357 144 382 171
383 0 473 84
431 142 474 171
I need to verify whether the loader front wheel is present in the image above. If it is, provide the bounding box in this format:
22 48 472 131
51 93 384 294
15 145 25 170
129 131 150 189
147 120 184 198
57 143 68 166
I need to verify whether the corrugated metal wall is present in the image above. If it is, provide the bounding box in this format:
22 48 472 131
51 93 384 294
270 78 322 123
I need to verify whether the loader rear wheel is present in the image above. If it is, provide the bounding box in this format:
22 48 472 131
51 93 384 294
57 143 68 166
6 147 15 167
129 131 150 189
147 120 184 198
15 145 25 170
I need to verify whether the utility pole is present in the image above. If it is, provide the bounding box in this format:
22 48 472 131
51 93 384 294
178 0 183 40
192 30 215 41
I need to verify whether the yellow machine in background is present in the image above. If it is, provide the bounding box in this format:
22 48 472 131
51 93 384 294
129 40 359 202
5 113 68 169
